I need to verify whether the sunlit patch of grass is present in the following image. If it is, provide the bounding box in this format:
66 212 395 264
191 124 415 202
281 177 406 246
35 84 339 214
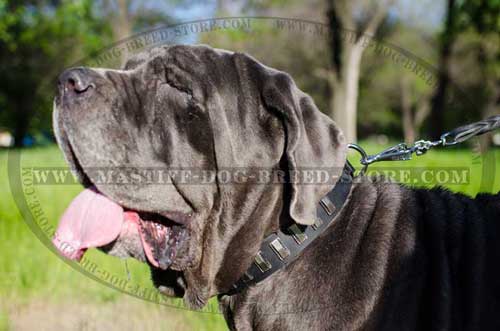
0 308 9 331
348 141 499 196
0 145 228 329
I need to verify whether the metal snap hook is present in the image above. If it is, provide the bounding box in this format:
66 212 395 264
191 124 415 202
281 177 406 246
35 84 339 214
347 143 369 176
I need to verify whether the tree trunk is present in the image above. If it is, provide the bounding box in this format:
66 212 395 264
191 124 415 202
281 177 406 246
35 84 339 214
400 76 416 143
414 98 430 138
478 79 499 152
216 0 227 14
13 99 30 147
13 123 27 147
113 0 131 41
326 0 392 143
429 0 457 139
331 44 363 143
477 38 499 152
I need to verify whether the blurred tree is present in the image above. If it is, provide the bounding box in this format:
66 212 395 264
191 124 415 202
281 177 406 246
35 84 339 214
0 0 174 147
101 0 174 41
428 0 459 140
325 0 395 143
113 0 132 40
0 0 112 147
429 0 499 141
2 0 492 147
460 0 499 149
200 0 333 115
357 22 436 143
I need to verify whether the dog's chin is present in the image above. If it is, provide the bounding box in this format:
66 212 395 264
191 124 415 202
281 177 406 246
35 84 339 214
97 250 188 299
98 220 190 298
151 267 187 298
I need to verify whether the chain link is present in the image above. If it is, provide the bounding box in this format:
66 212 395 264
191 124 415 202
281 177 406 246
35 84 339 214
348 115 500 176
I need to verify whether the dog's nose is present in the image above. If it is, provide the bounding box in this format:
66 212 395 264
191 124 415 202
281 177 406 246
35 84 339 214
58 67 95 95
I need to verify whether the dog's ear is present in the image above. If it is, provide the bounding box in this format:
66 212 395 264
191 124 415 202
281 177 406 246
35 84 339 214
235 53 347 225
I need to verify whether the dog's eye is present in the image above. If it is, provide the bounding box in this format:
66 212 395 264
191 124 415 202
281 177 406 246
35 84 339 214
149 56 164 76
187 104 201 121
174 103 202 126
187 111 197 121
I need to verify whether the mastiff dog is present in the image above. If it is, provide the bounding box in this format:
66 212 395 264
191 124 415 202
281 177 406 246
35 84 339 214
52 44 500 330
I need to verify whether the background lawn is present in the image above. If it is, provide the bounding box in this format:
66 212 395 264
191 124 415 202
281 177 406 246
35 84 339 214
0 146 226 331
0 143 499 330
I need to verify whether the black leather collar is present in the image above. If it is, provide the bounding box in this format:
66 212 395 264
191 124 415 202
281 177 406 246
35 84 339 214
225 161 354 295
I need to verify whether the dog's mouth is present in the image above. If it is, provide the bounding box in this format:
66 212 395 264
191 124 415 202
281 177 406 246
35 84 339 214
51 131 189 271
52 104 192 298
52 186 188 270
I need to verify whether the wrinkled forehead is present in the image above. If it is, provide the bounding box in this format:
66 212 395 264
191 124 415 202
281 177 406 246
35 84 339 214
124 45 234 69
122 45 237 100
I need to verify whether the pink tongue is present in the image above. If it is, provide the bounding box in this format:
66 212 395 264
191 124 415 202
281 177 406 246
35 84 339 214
52 187 124 261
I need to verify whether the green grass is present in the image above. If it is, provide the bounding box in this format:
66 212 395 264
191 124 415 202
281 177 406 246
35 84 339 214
0 146 227 330
348 141 500 196
0 143 499 330
0 309 9 331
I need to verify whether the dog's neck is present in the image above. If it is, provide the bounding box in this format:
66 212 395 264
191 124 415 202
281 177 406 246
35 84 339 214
218 178 405 331
223 163 354 295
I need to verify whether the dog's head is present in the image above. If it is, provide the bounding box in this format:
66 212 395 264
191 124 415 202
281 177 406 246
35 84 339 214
52 45 346 308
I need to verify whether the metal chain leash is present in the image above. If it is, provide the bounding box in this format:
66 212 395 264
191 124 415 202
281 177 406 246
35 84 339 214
348 115 500 176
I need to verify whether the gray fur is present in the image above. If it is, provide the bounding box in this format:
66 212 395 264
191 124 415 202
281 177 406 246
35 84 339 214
54 44 500 330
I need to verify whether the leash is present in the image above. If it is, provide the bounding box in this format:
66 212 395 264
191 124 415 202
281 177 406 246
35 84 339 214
224 115 499 296
348 115 500 176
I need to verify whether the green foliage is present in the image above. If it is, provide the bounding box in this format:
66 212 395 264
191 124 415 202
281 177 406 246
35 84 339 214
458 0 500 33
0 0 496 145
0 0 113 145
358 24 437 138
